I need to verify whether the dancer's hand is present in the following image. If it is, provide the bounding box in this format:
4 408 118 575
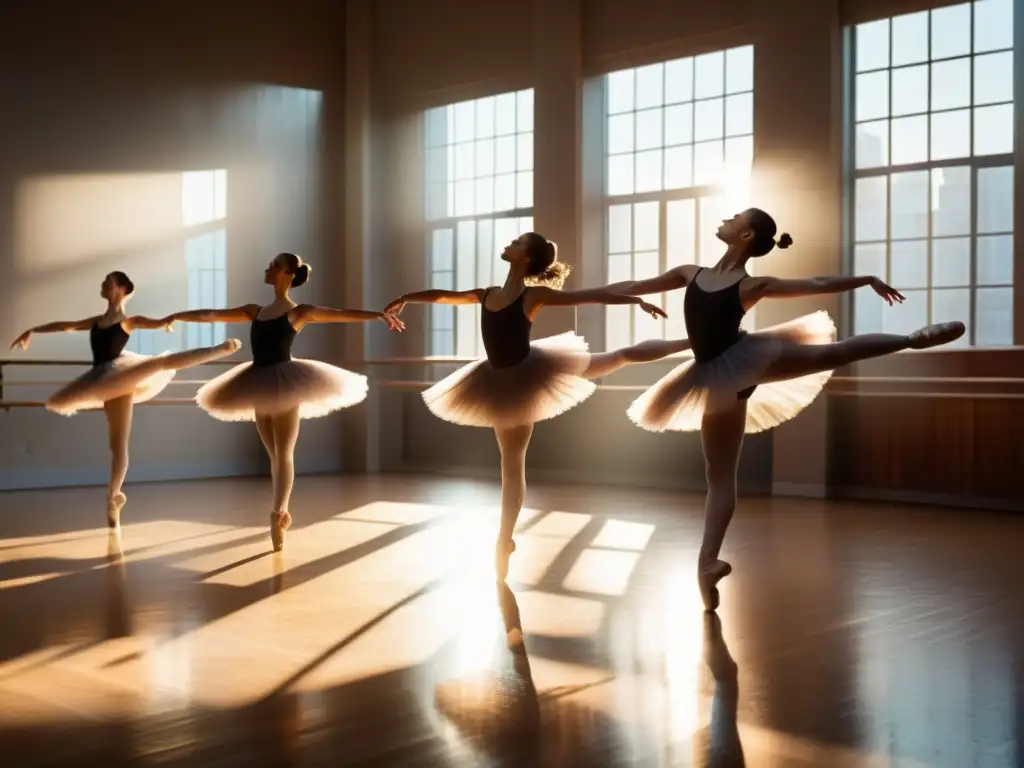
870 277 905 305
9 331 30 351
379 312 406 332
383 296 407 316
636 299 668 319
159 316 175 332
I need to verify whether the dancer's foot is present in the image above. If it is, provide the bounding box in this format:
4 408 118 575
106 492 127 528
908 321 965 349
495 538 516 583
221 338 243 354
270 510 292 552
698 559 732 612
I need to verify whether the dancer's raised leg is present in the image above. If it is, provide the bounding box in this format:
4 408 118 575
493 423 534 582
583 338 692 380
269 407 300 551
102 394 133 527
763 322 964 382
698 402 747 611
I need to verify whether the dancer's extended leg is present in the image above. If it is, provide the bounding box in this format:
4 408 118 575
762 322 964 382
269 407 300 551
583 338 692 380
493 423 534 582
102 394 133 527
698 401 747 611
255 412 277 502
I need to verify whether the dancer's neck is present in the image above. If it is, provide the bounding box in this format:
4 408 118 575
500 263 528 294
272 284 291 302
105 300 126 317
714 245 750 273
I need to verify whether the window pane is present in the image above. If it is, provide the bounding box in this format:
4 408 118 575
856 18 890 72
475 178 494 214
882 288 928 334
475 139 495 177
725 93 752 137
608 204 632 253
931 3 971 60
931 58 971 112
606 305 631 351
455 179 474 216
454 101 475 143
456 221 475 289
664 103 693 146
929 109 971 161
854 242 886 277
931 165 971 237
633 202 659 251
891 115 928 164
694 98 724 141
454 143 474 180
724 135 753 177
516 133 533 171
495 173 516 211
635 150 663 193
725 46 754 94
607 69 635 114
974 51 1014 105
930 289 971 347
495 136 516 174
694 141 724 186
891 11 928 67
431 228 454 272
890 239 928 288
890 171 929 239
973 104 1014 155
607 154 634 195
476 218 494 288
455 305 476 356
974 0 1013 54
694 52 725 99
891 65 928 117
516 89 534 132
931 237 971 287
667 199 696 264
516 171 533 208
664 145 693 189
856 121 889 168
475 96 496 139
425 107 447 148
974 287 1013 346
636 108 664 150
855 176 888 241
635 64 664 110
977 235 1014 285
977 166 1014 233
608 113 634 154
431 330 453 356
854 284 884 333
856 71 889 121
665 58 694 104
431 304 451 331
495 92 516 135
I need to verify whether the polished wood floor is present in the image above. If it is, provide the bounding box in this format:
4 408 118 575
0 474 1019 767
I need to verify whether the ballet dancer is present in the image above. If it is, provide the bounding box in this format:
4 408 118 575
384 231 691 581
8 270 242 526
607 207 965 609
164 252 405 551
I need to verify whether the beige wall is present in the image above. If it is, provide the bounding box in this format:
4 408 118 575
0 0 348 490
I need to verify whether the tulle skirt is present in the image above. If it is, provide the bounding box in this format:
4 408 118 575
46 352 176 416
627 311 837 434
196 359 368 422
423 332 596 428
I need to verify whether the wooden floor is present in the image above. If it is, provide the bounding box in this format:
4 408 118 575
0 474 1020 767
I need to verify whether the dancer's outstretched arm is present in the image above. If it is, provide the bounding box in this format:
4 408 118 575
742 275 904 306
124 315 174 331
164 305 261 324
293 305 405 332
603 264 701 296
9 316 97 350
526 286 667 319
384 289 486 315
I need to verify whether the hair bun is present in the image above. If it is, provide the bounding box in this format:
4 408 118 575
292 262 312 288
776 233 793 249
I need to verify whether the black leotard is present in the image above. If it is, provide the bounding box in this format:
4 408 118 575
480 289 532 370
91 321 130 365
251 312 297 367
683 268 756 399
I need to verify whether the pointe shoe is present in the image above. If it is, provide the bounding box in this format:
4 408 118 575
698 560 733 612
106 492 126 528
221 338 243 353
908 321 965 349
270 511 292 552
495 538 516 583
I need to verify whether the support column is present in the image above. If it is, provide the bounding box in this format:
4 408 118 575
751 0 843 497
532 0 583 339
342 0 377 473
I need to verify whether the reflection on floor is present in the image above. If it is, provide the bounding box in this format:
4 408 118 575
0 474 1020 766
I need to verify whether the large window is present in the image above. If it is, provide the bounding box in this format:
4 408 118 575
850 0 1014 347
424 89 534 357
603 46 755 349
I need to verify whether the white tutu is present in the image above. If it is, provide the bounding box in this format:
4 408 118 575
423 331 596 428
627 311 837 434
46 352 176 416
196 359 368 422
